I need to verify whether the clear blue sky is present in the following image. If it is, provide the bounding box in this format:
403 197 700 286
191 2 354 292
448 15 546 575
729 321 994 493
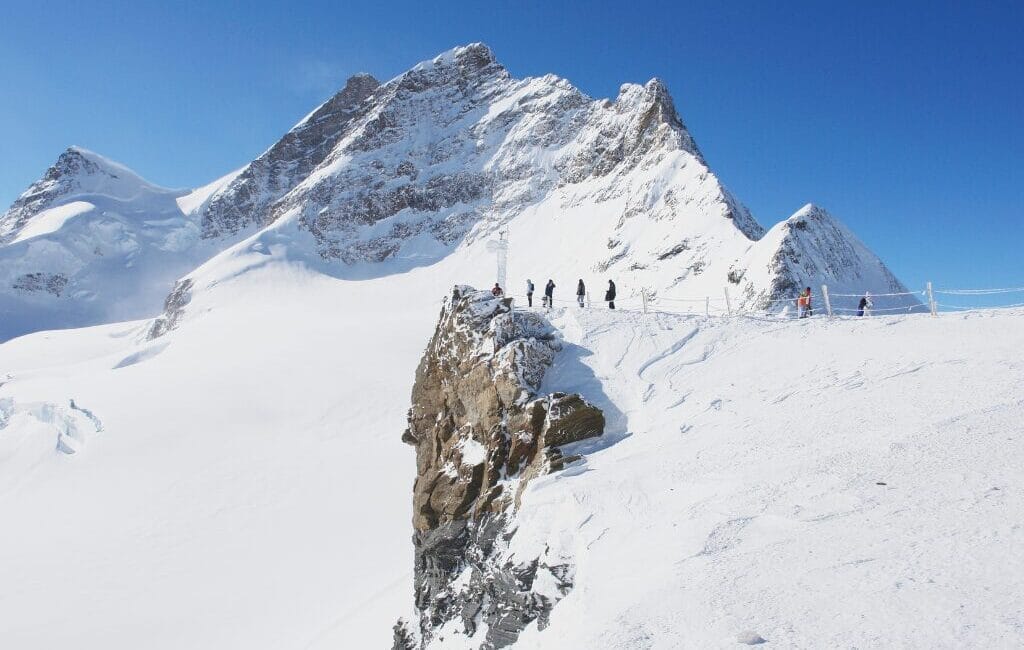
1 1 1021 295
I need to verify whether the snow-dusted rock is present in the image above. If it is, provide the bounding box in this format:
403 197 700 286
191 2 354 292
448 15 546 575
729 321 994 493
398 285 603 648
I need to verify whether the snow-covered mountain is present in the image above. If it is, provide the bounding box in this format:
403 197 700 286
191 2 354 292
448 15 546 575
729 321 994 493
0 147 243 339
6 42 999 650
2 43 915 341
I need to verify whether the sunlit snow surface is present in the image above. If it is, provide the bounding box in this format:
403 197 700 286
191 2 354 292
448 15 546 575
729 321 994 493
0 246 1021 647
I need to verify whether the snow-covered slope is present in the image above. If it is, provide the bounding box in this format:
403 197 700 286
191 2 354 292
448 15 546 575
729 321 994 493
1 254 1020 648
0 148 241 340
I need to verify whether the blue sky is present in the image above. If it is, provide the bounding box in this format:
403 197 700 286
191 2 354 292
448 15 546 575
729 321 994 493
1 1 1021 295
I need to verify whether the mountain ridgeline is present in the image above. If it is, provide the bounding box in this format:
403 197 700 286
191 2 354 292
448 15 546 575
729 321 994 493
0 42 915 341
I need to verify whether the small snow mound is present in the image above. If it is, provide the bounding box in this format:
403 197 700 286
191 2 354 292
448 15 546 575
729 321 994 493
737 631 767 645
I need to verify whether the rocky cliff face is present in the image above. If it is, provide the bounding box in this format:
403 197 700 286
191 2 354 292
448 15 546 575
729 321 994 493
199 73 381 238
197 42 762 267
395 286 605 648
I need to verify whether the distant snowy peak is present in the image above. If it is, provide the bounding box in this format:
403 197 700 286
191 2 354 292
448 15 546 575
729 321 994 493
0 147 178 243
733 203 916 309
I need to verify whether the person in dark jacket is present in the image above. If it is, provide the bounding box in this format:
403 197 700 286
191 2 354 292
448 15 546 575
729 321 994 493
576 279 586 307
526 279 535 307
544 279 555 308
857 292 873 317
605 280 616 309
491 283 503 297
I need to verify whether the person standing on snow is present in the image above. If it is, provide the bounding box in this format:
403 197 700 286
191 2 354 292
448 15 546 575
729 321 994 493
858 292 873 317
576 279 586 308
797 287 812 318
605 279 617 309
544 279 555 309
491 283 504 297
526 279 535 307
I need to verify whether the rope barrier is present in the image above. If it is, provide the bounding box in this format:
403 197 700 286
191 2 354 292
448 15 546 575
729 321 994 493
828 290 923 298
937 301 1024 311
935 287 1024 295
654 296 726 304
833 305 928 313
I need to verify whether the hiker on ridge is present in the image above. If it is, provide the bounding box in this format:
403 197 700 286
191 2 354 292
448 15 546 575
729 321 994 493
544 279 555 309
797 288 811 318
491 283 503 297
858 292 873 317
577 279 586 308
605 279 617 309
526 279 535 307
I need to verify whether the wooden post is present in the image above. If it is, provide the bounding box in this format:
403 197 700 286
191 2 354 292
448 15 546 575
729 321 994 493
927 282 937 316
821 284 833 318
723 287 732 316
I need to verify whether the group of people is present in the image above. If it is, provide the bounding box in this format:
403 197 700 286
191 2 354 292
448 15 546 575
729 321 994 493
493 281 874 318
491 278 617 309
797 287 874 318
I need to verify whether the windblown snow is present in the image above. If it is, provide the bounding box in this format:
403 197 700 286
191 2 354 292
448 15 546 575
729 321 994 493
0 43 1018 649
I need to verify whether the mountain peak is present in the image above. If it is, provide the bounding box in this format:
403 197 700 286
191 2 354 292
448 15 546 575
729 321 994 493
398 42 506 91
52 146 148 185
784 203 845 232
428 42 497 70
790 202 827 219
340 72 380 95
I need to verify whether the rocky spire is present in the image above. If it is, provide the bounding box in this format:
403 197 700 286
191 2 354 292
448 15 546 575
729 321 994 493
396 286 604 648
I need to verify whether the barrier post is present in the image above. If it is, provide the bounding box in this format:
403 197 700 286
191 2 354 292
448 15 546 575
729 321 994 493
821 284 833 319
705 296 710 317
641 289 648 314
723 287 732 316
927 282 937 316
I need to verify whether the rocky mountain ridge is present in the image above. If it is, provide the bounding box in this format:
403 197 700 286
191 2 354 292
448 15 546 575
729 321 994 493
1 42 914 341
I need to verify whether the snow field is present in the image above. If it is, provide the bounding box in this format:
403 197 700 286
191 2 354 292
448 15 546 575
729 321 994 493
509 306 1024 648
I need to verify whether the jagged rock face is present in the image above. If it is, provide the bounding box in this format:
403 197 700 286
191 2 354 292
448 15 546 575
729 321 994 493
198 43 762 266
147 278 194 339
397 286 604 648
200 74 381 238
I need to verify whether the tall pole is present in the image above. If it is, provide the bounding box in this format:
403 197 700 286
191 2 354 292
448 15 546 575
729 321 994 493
487 230 508 293
927 281 937 317
822 284 833 319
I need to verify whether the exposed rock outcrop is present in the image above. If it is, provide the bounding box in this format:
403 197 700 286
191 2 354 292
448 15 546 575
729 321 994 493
396 286 604 648
147 278 194 339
